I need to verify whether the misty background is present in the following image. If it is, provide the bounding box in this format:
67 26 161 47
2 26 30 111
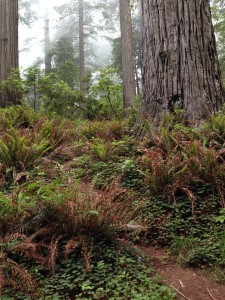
19 0 118 69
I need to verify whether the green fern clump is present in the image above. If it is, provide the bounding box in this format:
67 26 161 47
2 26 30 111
0 106 42 131
138 110 225 212
79 120 125 141
39 117 77 147
0 107 77 172
0 128 50 171
201 109 225 149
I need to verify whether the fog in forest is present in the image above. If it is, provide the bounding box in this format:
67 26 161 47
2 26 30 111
19 0 119 69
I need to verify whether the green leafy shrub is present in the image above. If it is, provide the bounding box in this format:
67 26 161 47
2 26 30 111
39 73 85 118
89 67 123 120
0 69 24 106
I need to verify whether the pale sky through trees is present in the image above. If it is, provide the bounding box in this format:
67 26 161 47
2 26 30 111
19 0 115 70
19 0 68 68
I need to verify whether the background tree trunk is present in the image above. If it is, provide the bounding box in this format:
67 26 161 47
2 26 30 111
0 0 19 107
79 0 85 94
119 0 136 113
44 18 52 74
141 0 225 123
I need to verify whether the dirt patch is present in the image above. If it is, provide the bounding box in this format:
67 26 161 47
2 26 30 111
140 246 225 300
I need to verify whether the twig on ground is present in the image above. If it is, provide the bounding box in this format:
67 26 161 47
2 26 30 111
169 284 192 300
207 288 218 300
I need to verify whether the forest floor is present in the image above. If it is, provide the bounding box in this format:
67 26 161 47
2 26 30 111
140 246 225 300
78 182 225 300
1 107 225 299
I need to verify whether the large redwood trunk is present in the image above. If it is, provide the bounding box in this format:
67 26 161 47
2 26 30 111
0 0 19 107
140 0 224 123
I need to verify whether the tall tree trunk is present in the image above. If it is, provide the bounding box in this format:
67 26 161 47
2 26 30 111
141 0 225 123
119 0 136 113
0 0 19 107
44 18 52 74
134 62 140 96
79 0 85 94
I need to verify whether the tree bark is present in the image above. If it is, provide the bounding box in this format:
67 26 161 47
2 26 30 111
141 0 225 123
119 0 136 113
79 0 85 94
0 0 19 107
44 18 52 74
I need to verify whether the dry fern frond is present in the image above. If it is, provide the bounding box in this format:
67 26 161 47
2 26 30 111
164 183 197 217
4 233 27 242
81 238 91 273
12 242 45 263
0 269 3 297
181 187 197 217
29 227 54 241
215 178 225 208
64 238 80 260
7 257 35 289
48 235 62 276
3 233 45 263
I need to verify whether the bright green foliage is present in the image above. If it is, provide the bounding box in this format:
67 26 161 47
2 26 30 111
39 73 84 117
33 242 175 300
0 106 175 299
23 66 43 111
0 105 41 130
0 69 25 104
3 241 175 300
89 68 123 119
215 208 225 224
0 128 50 171
1 66 124 120
0 107 75 172
202 108 225 148
68 109 225 281
57 60 79 89
78 119 126 140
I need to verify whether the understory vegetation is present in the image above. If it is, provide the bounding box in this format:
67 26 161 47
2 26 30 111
0 106 225 298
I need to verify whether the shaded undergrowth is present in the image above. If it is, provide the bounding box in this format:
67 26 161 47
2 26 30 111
0 106 225 298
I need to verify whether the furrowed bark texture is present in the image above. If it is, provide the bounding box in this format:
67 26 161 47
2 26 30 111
119 0 136 112
141 0 225 123
0 0 19 107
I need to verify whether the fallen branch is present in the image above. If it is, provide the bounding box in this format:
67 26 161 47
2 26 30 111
207 288 218 300
169 284 192 300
